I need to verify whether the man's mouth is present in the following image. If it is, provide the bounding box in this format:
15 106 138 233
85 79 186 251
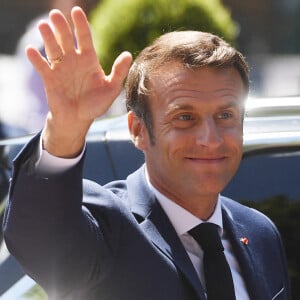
185 156 227 163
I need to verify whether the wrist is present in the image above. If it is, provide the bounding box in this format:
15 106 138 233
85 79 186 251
42 115 91 158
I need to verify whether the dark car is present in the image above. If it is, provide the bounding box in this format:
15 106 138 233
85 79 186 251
0 96 300 299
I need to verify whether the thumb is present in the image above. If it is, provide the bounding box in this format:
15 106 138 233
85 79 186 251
108 51 133 88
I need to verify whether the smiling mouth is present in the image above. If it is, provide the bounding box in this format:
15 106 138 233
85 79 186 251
186 157 227 163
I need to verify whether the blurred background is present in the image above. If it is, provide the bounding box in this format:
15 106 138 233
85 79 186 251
0 0 300 137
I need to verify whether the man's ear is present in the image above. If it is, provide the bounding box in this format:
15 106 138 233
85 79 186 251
127 111 148 151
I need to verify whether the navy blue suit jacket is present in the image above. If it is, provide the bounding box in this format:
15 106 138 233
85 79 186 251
3 135 291 299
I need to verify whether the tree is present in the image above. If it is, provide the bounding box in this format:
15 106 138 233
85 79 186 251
90 0 238 73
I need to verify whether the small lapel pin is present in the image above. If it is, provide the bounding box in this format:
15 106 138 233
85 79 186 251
240 237 249 245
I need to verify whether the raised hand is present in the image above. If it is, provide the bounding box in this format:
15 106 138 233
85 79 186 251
26 6 132 157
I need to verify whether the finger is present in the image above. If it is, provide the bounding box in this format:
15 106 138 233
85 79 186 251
26 45 50 77
38 20 64 64
49 9 75 53
108 51 133 88
71 6 94 53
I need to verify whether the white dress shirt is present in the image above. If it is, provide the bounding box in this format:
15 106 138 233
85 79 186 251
35 137 249 299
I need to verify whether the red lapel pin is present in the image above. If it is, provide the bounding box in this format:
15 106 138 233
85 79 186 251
240 237 249 245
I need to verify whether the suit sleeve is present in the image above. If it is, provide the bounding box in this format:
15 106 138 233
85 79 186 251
3 134 122 297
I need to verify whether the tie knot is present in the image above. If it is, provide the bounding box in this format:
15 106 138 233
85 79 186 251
189 222 224 252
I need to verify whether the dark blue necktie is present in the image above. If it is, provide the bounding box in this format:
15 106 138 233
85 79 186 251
189 222 236 300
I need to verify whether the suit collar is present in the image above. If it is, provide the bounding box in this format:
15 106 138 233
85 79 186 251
127 166 206 299
126 165 156 218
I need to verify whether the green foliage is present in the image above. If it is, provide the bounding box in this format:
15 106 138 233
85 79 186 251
90 0 238 73
242 196 300 299
24 284 48 299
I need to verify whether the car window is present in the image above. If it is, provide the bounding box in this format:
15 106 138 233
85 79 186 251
83 137 145 184
224 148 300 201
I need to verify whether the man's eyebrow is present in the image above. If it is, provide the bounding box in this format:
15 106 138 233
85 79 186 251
165 104 195 115
218 101 244 110
166 101 243 113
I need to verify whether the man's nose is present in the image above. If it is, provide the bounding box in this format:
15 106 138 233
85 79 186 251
196 118 223 147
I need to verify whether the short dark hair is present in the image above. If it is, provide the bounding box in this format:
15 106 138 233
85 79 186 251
125 31 249 143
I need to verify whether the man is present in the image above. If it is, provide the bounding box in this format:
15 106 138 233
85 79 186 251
3 6 290 300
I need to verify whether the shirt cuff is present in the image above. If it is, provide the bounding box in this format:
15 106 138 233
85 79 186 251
35 134 85 176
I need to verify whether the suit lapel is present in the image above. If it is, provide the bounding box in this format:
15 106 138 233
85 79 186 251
127 166 206 299
222 200 269 300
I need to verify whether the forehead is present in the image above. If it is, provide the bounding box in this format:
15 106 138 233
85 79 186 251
148 62 246 104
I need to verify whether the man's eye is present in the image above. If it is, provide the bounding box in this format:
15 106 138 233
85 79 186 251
218 112 233 119
178 114 193 121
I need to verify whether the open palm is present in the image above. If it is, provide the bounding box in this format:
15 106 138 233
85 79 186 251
26 7 132 156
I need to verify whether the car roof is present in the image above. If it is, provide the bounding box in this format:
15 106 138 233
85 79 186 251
243 96 300 153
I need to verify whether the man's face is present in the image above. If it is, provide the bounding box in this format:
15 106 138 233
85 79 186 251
131 62 245 214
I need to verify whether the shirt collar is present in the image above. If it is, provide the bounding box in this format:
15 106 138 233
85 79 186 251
145 169 223 236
